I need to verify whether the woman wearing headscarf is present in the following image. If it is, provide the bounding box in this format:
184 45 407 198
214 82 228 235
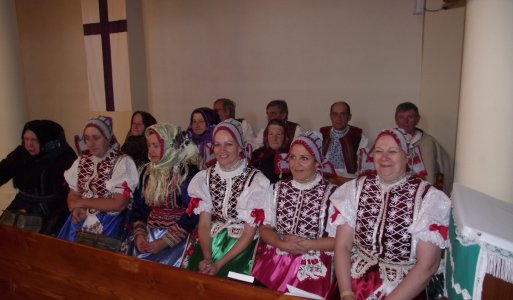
251 119 291 183
186 107 220 168
129 123 201 266
252 131 338 299
121 111 157 169
0 120 77 235
329 128 450 300
57 116 139 242
182 119 270 278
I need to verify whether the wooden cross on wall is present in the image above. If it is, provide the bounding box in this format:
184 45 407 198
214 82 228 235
83 0 127 111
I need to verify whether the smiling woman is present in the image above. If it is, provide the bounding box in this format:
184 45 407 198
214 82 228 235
252 131 338 299
182 119 270 278
329 128 451 299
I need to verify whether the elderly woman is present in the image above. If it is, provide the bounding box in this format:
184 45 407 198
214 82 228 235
182 119 270 278
186 107 220 168
121 111 157 168
252 131 338 299
329 128 450 300
57 116 139 243
130 123 200 266
251 119 290 183
0 120 77 235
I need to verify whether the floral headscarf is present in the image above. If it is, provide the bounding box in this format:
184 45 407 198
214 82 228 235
143 123 201 206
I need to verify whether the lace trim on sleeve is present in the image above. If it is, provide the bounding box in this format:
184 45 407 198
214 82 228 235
106 155 139 195
236 171 271 227
187 170 213 214
64 158 80 191
327 179 359 235
408 187 451 249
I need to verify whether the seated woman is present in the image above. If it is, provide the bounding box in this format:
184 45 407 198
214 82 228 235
57 116 139 242
329 128 450 300
252 131 338 299
0 120 77 235
251 119 291 183
121 111 157 169
182 119 270 277
129 123 201 267
185 107 220 168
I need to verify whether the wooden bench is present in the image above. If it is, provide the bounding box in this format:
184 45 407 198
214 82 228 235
0 225 300 299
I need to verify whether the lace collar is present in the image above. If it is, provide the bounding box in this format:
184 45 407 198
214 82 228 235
215 159 247 180
331 126 350 138
89 147 116 163
377 172 411 191
291 173 322 190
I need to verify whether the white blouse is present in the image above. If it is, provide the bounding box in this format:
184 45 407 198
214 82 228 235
187 160 271 227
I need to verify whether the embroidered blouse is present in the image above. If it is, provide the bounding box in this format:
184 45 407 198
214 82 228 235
187 160 270 230
64 147 138 201
328 174 450 291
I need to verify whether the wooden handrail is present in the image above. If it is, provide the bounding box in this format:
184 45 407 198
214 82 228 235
0 225 301 299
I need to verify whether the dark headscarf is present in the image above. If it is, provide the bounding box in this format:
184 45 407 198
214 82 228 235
121 111 157 168
22 120 68 155
127 111 157 137
186 107 220 146
251 119 290 183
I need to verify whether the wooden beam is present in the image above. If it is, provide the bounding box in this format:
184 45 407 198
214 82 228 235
0 225 299 299
443 0 466 10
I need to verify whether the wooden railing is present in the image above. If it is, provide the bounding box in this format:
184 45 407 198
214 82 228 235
0 225 300 300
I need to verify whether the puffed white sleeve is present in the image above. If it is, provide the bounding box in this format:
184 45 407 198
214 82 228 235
326 179 359 237
63 158 81 192
236 171 271 227
261 183 278 228
106 155 139 196
408 187 451 249
187 170 213 215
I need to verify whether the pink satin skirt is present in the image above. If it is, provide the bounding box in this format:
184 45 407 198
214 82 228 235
252 243 335 299
350 266 426 300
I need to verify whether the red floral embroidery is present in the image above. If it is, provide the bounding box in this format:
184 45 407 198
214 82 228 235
429 224 448 240
250 208 265 225
186 198 201 216
330 207 340 223
116 181 132 200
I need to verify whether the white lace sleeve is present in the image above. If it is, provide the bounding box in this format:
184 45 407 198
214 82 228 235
106 155 139 195
187 170 213 214
63 158 80 192
326 179 359 237
261 184 278 228
236 171 271 227
408 187 451 249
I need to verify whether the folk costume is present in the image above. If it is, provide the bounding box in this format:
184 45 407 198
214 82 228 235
0 120 77 235
252 131 338 299
251 119 291 183
58 116 138 242
320 125 368 176
182 119 270 278
129 124 200 267
186 107 220 168
328 128 450 299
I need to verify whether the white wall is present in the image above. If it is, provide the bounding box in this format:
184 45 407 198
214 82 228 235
11 0 463 164
142 0 424 142
0 0 26 211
